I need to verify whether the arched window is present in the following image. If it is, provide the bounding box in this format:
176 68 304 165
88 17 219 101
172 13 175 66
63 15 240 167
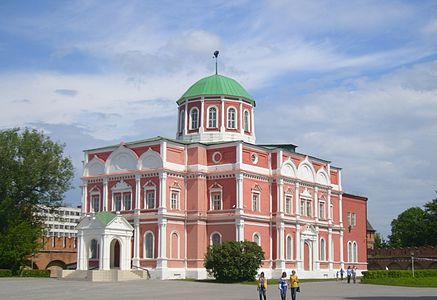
211 232 222 246
171 232 180 259
286 235 293 260
227 107 236 129
353 241 358 262
348 241 353 262
320 238 326 261
243 110 250 132
144 232 154 259
179 110 185 133
253 233 260 246
208 107 217 128
190 108 199 129
90 239 98 259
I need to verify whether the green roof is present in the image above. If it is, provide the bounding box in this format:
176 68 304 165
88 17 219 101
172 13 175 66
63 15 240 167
177 74 255 105
95 211 116 225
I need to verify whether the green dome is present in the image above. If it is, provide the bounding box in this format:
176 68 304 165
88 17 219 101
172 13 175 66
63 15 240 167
178 74 255 105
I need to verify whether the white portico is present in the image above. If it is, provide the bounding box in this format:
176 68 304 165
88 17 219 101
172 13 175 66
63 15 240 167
76 211 133 271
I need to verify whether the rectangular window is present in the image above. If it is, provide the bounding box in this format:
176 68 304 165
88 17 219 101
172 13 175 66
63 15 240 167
352 213 356 226
252 193 260 212
300 200 305 216
146 191 155 209
285 195 292 214
114 193 122 211
212 194 221 210
91 194 100 212
319 202 326 219
171 191 179 210
347 212 352 226
123 193 131 210
306 199 312 217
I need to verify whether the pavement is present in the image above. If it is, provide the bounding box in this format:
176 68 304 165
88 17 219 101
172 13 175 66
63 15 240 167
0 278 436 300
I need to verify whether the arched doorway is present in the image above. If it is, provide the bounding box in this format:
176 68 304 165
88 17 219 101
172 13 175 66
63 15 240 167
304 241 311 270
110 239 121 269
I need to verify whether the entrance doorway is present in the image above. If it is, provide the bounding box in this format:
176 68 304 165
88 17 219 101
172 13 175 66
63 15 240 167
110 239 121 269
304 241 312 271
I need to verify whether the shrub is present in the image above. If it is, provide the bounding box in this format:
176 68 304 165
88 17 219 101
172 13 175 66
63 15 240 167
0 269 12 277
20 269 50 277
362 269 437 280
204 241 264 282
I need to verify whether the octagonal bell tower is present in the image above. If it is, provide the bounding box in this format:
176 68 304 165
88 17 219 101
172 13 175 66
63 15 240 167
175 74 256 144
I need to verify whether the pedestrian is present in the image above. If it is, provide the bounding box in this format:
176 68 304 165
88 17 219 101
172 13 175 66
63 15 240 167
340 267 344 281
346 266 352 283
278 271 288 300
336 270 339 281
289 270 299 300
352 266 357 284
257 271 267 300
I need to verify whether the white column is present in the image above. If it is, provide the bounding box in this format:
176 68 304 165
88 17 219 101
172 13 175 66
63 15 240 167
77 233 86 270
295 182 300 219
277 222 285 269
161 141 167 169
159 172 167 213
199 97 204 134
81 182 87 214
314 187 319 221
135 175 141 210
99 235 104 270
296 224 301 270
314 229 320 270
103 177 108 211
328 189 332 224
250 106 255 141
239 100 243 134
220 96 225 132
236 218 244 242
122 235 132 270
339 193 343 226
328 228 333 270
277 178 284 213
236 173 243 214
157 218 168 278
184 101 188 135
102 235 110 270
132 218 140 267
340 230 344 268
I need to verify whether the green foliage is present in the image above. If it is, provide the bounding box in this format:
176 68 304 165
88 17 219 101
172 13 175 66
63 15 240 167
204 241 264 282
362 269 437 279
388 207 427 247
424 197 437 246
0 128 74 270
0 269 13 277
20 269 50 277
374 232 388 248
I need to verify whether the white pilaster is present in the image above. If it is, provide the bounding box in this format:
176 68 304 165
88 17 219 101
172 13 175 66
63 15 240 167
315 227 320 270
159 172 167 213
103 177 108 211
277 222 285 269
339 193 343 226
135 175 141 210
81 181 87 214
239 100 243 134
236 218 244 242
161 140 167 169
277 178 284 213
340 230 344 268
77 233 86 270
250 106 255 141
328 189 332 224
295 182 300 219
102 235 110 270
157 218 168 278
132 218 140 267
296 224 301 270
328 228 333 270
199 97 204 134
236 173 243 214
220 96 225 132
184 101 188 135
314 187 319 221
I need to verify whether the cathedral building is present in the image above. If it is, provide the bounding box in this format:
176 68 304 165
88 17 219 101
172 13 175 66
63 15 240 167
77 73 368 279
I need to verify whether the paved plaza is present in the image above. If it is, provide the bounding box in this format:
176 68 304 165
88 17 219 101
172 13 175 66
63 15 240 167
0 278 436 300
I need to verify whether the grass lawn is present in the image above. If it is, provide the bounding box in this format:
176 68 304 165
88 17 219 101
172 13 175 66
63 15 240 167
361 276 437 288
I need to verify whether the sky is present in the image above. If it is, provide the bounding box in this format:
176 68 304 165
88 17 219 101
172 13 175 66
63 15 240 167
1 0 437 238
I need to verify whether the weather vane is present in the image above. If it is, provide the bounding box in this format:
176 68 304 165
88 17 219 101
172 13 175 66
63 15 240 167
213 50 219 74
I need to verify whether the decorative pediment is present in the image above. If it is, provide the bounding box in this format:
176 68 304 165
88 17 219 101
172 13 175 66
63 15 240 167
143 180 157 189
138 148 162 170
111 180 132 191
84 155 105 176
171 181 182 190
252 184 262 192
105 145 138 173
316 168 330 186
89 186 101 194
297 156 315 182
209 182 223 190
301 224 317 241
76 212 133 232
300 188 312 198
281 159 297 178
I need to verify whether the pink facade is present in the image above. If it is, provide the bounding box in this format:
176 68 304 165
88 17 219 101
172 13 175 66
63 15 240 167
80 74 368 279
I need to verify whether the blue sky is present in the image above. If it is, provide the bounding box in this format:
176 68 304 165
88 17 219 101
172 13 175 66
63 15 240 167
1 0 437 237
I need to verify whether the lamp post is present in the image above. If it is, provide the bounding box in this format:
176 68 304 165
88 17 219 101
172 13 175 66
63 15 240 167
411 252 415 277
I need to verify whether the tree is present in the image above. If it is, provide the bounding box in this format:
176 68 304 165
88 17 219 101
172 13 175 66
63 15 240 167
388 207 427 247
423 196 437 246
0 128 74 269
374 232 388 248
204 241 264 282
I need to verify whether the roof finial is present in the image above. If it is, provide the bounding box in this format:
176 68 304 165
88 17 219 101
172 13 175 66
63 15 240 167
213 50 219 75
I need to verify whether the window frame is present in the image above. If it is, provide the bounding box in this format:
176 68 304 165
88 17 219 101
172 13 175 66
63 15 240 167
170 189 180 210
210 232 222 246
243 109 250 132
285 194 293 215
207 106 218 128
190 107 199 130
144 231 154 259
90 192 100 213
227 106 237 129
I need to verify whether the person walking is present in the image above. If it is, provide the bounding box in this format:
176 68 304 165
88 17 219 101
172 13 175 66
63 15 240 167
257 272 268 300
278 271 288 300
346 266 352 283
352 266 357 284
289 270 299 300
340 267 344 281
